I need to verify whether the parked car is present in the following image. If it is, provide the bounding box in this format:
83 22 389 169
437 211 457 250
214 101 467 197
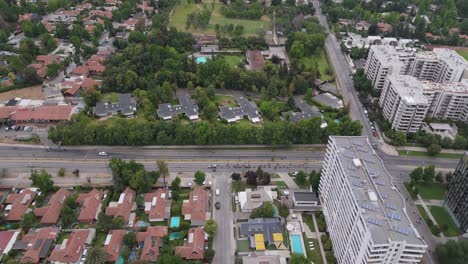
215 201 221 209
215 189 220 196
372 143 378 149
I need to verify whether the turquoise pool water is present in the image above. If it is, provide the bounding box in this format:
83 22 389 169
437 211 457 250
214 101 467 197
170 216 180 228
169 232 181 240
291 234 304 254
196 57 207 64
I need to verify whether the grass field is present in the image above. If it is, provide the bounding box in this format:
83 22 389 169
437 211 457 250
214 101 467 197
214 94 237 107
302 214 316 232
303 235 323 264
456 50 468 60
236 239 252 252
299 50 333 81
397 150 463 159
222 55 244 67
271 180 288 189
429 206 460 237
417 205 441 236
169 0 270 36
415 182 446 200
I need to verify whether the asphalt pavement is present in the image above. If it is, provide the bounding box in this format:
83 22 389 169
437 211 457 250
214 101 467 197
212 173 234 264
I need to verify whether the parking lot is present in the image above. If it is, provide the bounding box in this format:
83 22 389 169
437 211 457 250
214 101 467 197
0 124 50 145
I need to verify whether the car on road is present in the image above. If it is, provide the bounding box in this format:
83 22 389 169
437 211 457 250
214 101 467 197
215 189 220 196
372 143 378 149
208 164 217 168
98 151 108 156
215 201 220 209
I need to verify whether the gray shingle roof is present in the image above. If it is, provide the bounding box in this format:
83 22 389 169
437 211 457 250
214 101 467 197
239 218 283 245
95 93 137 117
219 97 261 122
157 94 199 120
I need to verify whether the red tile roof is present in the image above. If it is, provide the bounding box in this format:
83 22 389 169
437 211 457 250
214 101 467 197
71 65 90 76
76 189 104 223
49 229 93 263
20 227 58 264
246 50 265 71
5 189 36 221
105 187 136 224
175 227 205 260
89 10 113 19
0 106 18 120
0 231 19 255
36 55 60 65
104 229 125 262
143 189 169 222
377 22 393 32
12 105 75 122
136 226 168 261
181 187 208 225
34 188 71 224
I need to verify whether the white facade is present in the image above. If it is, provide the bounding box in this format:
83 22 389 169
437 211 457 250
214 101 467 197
364 46 415 90
320 136 427 264
379 75 429 133
409 49 468 83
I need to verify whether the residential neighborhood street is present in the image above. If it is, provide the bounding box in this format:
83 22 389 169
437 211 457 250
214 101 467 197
213 173 234 264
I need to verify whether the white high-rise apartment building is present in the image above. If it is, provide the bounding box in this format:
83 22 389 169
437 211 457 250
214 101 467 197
409 49 468 83
379 75 429 133
378 75 468 132
364 46 414 90
320 136 428 264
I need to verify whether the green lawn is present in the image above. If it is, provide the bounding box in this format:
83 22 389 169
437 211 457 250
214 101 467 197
456 50 468 60
169 0 270 36
397 150 463 159
214 94 237 107
429 206 460 237
302 214 316 232
222 55 244 67
300 50 333 81
414 182 446 200
102 92 120 103
236 239 252 252
271 180 288 189
303 236 323 264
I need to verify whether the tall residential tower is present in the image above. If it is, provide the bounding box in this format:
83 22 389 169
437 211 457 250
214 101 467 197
445 152 468 234
320 136 427 264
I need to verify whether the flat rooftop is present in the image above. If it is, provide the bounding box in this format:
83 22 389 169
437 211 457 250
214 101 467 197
331 136 426 245
387 75 428 104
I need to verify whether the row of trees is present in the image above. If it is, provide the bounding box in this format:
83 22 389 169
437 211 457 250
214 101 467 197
48 113 362 145
220 0 264 20
294 170 321 192
108 158 160 193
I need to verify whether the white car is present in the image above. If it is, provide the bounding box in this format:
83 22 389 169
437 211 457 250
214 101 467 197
98 152 108 156
215 189 220 196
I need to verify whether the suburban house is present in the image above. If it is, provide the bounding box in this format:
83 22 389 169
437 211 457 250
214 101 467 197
14 227 58 264
0 231 20 258
286 101 321 123
246 50 265 71
175 227 207 260
287 190 320 211
57 77 102 97
4 189 36 221
157 94 199 120
48 229 95 264
76 189 104 224
136 226 168 262
28 55 61 78
104 229 125 263
143 189 171 222
94 93 137 117
181 187 209 226
34 188 71 225
105 187 136 227
239 218 284 250
219 97 261 123
238 186 277 213
313 93 344 109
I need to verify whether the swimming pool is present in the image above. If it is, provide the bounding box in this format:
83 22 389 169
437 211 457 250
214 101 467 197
170 216 180 228
196 57 207 64
290 234 305 255
169 232 181 240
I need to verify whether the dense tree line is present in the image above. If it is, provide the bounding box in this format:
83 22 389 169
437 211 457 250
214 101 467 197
108 158 160 193
48 113 362 146
220 0 264 20
186 7 211 29
436 240 468 263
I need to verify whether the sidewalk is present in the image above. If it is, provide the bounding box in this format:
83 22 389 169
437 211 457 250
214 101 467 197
312 212 328 264
277 173 299 189
416 195 446 241
396 146 465 154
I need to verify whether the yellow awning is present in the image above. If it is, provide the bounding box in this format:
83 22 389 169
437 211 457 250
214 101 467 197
272 233 283 242
254 234 265 250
